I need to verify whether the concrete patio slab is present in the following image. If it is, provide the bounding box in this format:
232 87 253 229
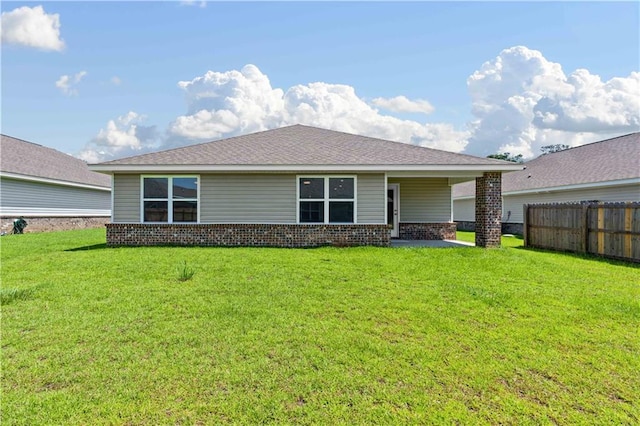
390 239 475 248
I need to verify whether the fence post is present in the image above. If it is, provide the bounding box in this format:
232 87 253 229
581 203 589 254
523 204 529 246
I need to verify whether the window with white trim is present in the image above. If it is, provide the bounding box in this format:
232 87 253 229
142 176 198 223
298 176 356 223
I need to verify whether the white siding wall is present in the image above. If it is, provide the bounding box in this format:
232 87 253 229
453 183 640 224
201 174 296 223
112 174 140 222
453 198 476 222
356 174 385 224
503 184 640 223
388 177 452 222
1 177 110 215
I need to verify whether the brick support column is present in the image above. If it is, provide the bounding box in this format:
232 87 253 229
475 172 502 248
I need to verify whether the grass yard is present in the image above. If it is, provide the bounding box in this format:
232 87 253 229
1 229 638 424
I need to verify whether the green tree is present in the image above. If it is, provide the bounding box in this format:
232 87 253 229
486 152 524 163
540 144 570 155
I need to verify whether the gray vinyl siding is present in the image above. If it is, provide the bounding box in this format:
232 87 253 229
0 176 110 212
112 174 140 222
388 178 452 222
356 174 385 224
503 184 640 223
453 198 476 222
201 174 296 223
453 183 640 224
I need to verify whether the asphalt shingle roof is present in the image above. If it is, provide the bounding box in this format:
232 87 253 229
96 125 514 167
0 134 111 188
453 132 640 197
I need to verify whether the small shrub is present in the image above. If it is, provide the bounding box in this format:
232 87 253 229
1 288 34 305
176 261 195 282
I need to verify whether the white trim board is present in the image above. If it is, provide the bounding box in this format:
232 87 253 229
90 164 523 174
0 172 111 191
453 178 640 200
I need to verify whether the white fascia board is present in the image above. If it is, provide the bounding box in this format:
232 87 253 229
0 207 111 217
89 163 524 174
503 178 640 196
452 177 640 200
0 172 111 192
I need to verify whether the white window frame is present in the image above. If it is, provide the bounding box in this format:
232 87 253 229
296 175 357 224
140 175 200 223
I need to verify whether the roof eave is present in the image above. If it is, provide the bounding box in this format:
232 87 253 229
0 171 111 191
89 163 524 174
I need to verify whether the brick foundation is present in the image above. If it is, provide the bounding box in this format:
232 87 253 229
106 223 391 248
397 222 457 240
475 172 502 247
456 221 523 236
0 216 109 234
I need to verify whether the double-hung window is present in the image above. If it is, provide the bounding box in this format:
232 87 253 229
142 176 198 223
298 176 356 223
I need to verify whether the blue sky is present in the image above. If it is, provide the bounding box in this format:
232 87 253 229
2 1 639 161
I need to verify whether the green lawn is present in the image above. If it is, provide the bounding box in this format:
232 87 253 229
1 229 638 424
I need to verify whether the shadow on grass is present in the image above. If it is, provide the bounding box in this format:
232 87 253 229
65 243 108 252
515 245 640 268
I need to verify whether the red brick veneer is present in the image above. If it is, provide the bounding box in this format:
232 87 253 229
397 222 457 240
106 223 391 247
475 172 502 247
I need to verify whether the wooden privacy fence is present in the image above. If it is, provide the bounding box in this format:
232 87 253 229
524 202 640 262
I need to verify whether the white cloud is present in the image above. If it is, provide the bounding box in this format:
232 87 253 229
111 76 122 86
55 71 87 96
167 64 468 152
465 46 640 158
1 5 64 51
77 112 158 163
180 1 207 8
371 95 434 114
81 47 639 163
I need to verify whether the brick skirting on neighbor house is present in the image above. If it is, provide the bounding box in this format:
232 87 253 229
456 221 523 236
0 216 109 234
398 222 457 240
106 223 391 248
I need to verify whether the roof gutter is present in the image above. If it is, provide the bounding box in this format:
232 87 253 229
89 163 524 174
0 172 111 191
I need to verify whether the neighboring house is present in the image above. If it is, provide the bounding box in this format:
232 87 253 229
0 134 111 233
453 132 640 235
90 125 521 248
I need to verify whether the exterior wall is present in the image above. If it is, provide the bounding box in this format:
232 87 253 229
106 223 390 247
452 198 475 222
456 220 523 235
0 216 108 234
356 174 386 224
475 172 502 248
112 173 387 225
398 222 456 240
454 183 640 227
387 177 451 222
112 174 140 222
201 174 296 223
504 184 640 223
0 177 110 214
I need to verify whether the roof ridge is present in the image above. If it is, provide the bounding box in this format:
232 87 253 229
531 131 639 161
1 134 47 149
95 125 308 165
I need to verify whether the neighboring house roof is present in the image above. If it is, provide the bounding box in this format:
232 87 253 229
0 134 111 189
91 124 521 173
453 132 640 198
